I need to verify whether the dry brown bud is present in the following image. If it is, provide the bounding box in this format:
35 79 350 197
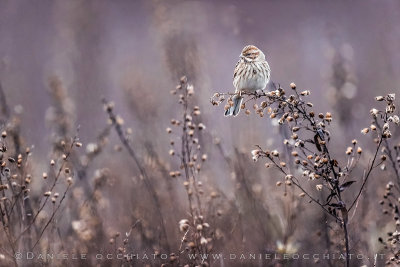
361 128 369 134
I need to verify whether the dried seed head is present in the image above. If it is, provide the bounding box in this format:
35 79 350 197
299 192 306 197
389 115 400 125
1 131 6 138
166 127 172 134
357 147 362 154
290 83 296 89
180 76 187 84
179 219 190 232
198 123 206 130
285 174 293 180
42 172 48 179
370 108 379 117
44 191 51 197
67 177 73 185
383 123 389 131
292 126 300 132
386 93 395 102
316 184 323 191
361 128 369 135
271 150 279 157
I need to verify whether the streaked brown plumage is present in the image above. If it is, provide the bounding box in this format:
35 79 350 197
225 45 271 117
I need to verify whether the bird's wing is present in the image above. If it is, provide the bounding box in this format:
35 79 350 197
233 59 242 79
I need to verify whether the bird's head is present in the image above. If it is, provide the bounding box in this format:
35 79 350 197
240 45 265 62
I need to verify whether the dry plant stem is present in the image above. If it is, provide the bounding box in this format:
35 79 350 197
103 99 170 252
14 139 76 243
349 138 383 211
32 184 71 250
180 82 203 220
181 89 195 220
375 114 400 184
266 154 340 221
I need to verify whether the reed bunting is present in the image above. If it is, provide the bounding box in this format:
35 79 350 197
225 45 271 116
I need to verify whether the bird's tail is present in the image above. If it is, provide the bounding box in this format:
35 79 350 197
224 95 243 117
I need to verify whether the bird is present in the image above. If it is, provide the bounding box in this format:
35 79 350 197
224 45 271 117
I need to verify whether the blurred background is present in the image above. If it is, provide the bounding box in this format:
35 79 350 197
0 0 399 266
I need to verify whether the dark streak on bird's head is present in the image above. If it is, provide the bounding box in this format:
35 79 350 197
240 45 265 62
